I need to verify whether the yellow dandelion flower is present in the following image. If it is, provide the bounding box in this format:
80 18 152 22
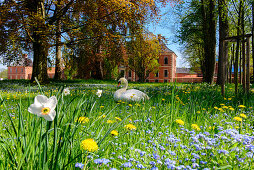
115 117 122 121
220 104 225 106
162 98 165 101
107 120 114 124
191 124 201 131
129 104 132 107
77 117 89 123
235 126 240 129
229 108 235 111
208 126 215 130
196 111 201 114
240 113 247 118
80 138 98 152
124 124 136 130
218 108 224 112
214 106 218 109
238 105 246 108
175 119 184 126
100 106 104 108
110 130 119 136
222 106 228 109
228 98 232 100
233 117 242 122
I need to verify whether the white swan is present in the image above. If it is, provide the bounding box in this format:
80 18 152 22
114 77 150 102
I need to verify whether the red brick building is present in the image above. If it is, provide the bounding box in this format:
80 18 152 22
7 66 57 80
119 37 177 83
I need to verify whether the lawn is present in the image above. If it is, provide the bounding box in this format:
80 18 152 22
0 80 254 169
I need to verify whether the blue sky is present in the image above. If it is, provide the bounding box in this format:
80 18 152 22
0 3 188 70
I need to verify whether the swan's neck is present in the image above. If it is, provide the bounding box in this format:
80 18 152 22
122 81 128 90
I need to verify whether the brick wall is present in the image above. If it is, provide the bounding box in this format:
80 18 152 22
8 66 26 79
8 66 63 80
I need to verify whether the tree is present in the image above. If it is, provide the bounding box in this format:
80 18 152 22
0 0 77 83
0 69 7 79
201 0 217 84
217 0 229 88
126 32 161 82
175 0 205 75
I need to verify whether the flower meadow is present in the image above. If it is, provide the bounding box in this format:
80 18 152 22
0 80 254 169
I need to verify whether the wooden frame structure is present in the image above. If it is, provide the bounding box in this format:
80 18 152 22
222 33 252 95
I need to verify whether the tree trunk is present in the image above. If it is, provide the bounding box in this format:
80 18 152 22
252 0 254 78
31 32 49 83
30 0 49 83
234 1 241 94
54 18 62 80
201 0 216 84
217 0 229 86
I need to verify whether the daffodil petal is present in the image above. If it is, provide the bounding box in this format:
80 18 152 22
28 104 43 115
44 96 57 110
35 95 49 105
41 110 56 121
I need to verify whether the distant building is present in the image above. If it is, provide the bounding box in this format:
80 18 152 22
7 54 59 80
120 34 177 83
7 66 57 79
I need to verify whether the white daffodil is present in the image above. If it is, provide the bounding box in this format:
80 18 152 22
96 89 103 97
63 88 70 96
28 95 57 121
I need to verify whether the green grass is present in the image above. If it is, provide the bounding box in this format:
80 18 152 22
0 80 254 169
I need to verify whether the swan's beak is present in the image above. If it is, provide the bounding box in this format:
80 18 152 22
117 81 121 87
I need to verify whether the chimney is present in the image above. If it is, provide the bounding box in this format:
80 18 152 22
158 34 162 42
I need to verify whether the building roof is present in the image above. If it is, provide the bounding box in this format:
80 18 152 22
158 34 174 54
160 41 174 53
176 68 191 73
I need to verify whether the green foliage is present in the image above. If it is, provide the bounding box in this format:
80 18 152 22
175 0 205 74
126 32 161 82
0 69 7 79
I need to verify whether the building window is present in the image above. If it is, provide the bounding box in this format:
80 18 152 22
164 57 168 64
10 76 12 79
16 68 18 73
120 70 125 77
16 75 18 79
155 71 159 77
146 79 149 82
164 79 167 83
128 70 132 78
164 70 168 77
155 79 159 83
10 68 12 73
21 68 23 73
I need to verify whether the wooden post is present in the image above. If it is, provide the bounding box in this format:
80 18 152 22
229 44 234 83
242 38 246 91
234 38 240 94
246 37 250 93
